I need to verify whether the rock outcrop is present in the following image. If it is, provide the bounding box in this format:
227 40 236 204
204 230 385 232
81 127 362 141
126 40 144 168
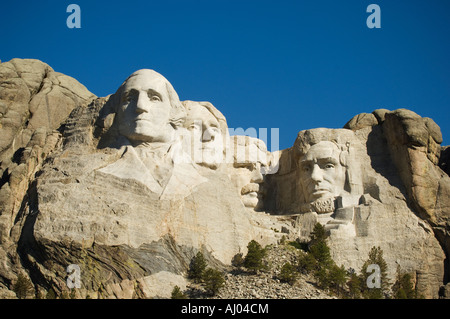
0 59 449 299
440 146 450 176
4 65 288 299
265 123 446 298
346 108 450 285
0 59 95 298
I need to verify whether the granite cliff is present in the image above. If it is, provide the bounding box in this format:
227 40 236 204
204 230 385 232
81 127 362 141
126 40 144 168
0 58 449 299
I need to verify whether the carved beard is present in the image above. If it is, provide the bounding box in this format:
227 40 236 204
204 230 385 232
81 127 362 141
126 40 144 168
300 197 336 214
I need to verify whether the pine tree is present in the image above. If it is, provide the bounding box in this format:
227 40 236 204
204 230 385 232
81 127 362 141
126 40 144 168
188 252 207 283
307 222 336 290
360 246 389 299
328 264 348 296
171 285 187 299
12 273 34 299
310 223 327 243
392 266 416 299
308 223 332 269
231 253 244 269
279 262 297 286
297 251 317 274
203 268 225 296
347 269 362 299
314 267 330 289
309 240 332 269
243 240 266 273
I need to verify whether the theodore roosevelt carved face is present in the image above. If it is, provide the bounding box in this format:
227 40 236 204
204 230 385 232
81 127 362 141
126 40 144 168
229 136 268 210
115 69 185 145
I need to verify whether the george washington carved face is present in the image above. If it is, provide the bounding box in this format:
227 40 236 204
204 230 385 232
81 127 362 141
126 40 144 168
115 69 185 145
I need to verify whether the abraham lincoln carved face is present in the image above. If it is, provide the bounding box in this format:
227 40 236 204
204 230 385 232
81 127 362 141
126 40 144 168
299 141 346 211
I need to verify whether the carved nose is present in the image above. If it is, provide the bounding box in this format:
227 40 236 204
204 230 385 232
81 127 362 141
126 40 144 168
136 92 149 114
202 128 213 142
202 127 217 142
310 164 323 182
251 167 264 183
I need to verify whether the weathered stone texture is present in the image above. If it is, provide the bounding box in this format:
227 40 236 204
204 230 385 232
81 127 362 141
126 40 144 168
0 60 448 299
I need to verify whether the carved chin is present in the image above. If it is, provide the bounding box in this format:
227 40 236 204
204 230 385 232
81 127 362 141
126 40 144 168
300 196 336 214
133 130 176 144
242 192 259 208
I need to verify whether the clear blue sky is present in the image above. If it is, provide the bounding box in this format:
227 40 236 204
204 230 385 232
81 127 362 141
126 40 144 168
1 0 449 151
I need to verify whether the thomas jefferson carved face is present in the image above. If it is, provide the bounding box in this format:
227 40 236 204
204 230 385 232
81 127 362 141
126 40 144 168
184 101 224 169
299 141 346 204
116 69 182 144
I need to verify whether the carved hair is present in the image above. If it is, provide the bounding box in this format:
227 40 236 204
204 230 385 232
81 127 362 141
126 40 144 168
296 139 350 168
182 100 228 138
293 129 356 201
293 128 352 168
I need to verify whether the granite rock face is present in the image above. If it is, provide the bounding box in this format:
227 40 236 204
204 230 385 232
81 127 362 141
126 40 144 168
0 59 449 299
265 123 446 298
440 146 450 176
0 59 95 298
0 58 95 233
5 66 287 299
345 108 450 289
382 110 450 267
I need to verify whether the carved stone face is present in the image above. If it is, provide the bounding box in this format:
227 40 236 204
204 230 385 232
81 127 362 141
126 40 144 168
184 102 223 169
229 136 268 209
231 161 265 209
299 141 346 203
116 70 175 144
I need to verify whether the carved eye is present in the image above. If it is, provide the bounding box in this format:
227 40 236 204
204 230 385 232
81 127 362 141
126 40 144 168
207 127 220 136
149 94 161 102
324 163 335 169
302 166 311 173
189 123 201 131
123 90 138 103
234 163 254 170
122 92 132 103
